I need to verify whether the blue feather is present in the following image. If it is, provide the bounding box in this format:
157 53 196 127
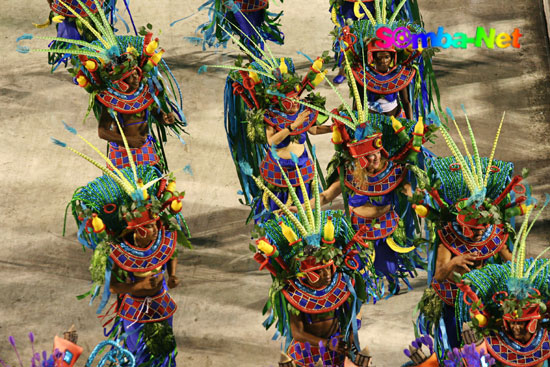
16 33 33 42
290 152 299 165
16 45 30 54
183 164 193 176
106 45 121 59
446 107 455 121
239 161 253 176
305 233 321 247
266 89 286 98
198 65 208 74
63 121 77 135
296 50 314 63
51 137 67 147
311 144 317 160
270 145 280 161
427 111 441 127
461 104 468 115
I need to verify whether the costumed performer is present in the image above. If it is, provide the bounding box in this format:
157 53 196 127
454 197 550 367
51 123 191 367
412 108 532 361
333 2 440 120
203 32 332 221
242 156 381 366
18 7 187 172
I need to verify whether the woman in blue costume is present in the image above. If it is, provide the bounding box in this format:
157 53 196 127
241 158 380 366
51 126 191 367
319 110 435 294
18 6 187 172
411 109 532 362
209 47 332 220
454 197 550 367
192 0 284 57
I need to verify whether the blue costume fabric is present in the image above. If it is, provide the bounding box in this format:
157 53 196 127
342 160 417 293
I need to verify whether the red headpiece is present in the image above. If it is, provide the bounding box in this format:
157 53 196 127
346 132 388 169
455 200 491 239
367 40 397 71
299 257 335 286
123 204 159 236
494 289 542 335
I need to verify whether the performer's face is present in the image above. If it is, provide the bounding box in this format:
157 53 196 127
471 227 486 242
365 151 381 171
508 320 533 344
307 266 333 289
124 69 141 93
134 223 158 247
374 51 392 73
282 98 300 115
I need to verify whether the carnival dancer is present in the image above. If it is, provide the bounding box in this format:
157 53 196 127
18 5 187 172
52 123 191 367
202 31 332 220
333 1 440 120
189 0 284 57
294 52 436 295
412 108 531 361
241 154 380 366
455 197 550 367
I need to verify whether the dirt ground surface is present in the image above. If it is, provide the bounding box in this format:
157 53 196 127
1 1 550 366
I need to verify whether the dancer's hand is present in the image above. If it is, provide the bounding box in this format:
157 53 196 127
452 253 476 273
162 112 175 125
167 275 180 289
290 110 310 130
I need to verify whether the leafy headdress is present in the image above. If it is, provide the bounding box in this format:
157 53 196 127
240 151 380 349
456 197 550 337
413 107 531 235
199 20 331 206
52 122 190 313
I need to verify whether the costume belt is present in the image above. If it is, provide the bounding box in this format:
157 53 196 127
260 150 314 187
107 135 160 170
431 278 458 306
117 289 177 323
350 210 399 240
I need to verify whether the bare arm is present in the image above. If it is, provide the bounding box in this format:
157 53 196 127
265 110 309 146
399 87 413 120
319 181 342 206
433 245 476 282
308 125 332 135
499 245 513 262
166 257 180 289
400 181 413 197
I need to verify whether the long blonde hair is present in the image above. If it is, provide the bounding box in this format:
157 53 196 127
352 156 388 187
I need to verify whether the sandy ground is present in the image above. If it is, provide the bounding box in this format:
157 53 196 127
1 0 550 366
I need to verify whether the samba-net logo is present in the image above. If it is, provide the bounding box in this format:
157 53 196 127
375 26 523 49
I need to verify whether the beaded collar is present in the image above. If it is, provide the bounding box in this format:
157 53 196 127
110 227 176 272
283 273 352 314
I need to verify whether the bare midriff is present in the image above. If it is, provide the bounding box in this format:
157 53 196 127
275 141 305 160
